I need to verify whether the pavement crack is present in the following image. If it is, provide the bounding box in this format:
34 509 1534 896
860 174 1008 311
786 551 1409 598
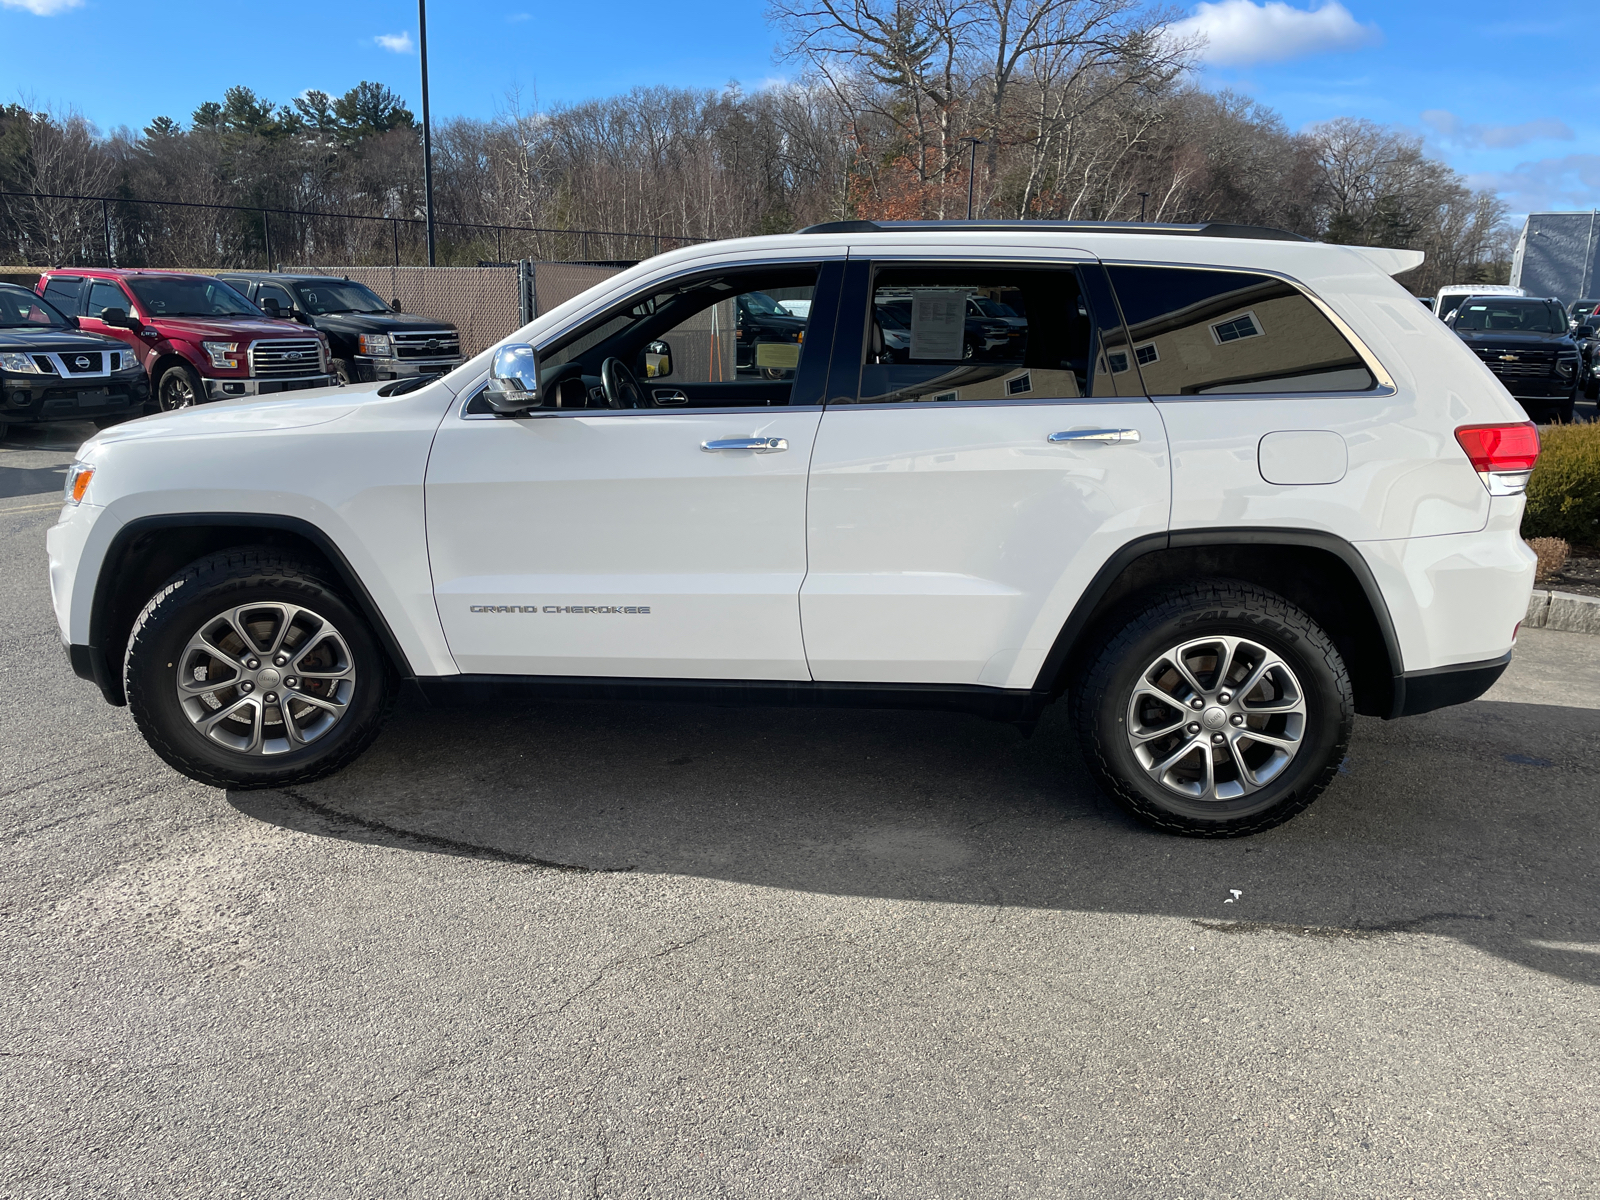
1194 912 1493 940
277 787 634 873
528 927 724 1023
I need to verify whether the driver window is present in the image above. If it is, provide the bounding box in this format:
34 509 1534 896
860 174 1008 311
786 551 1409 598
655 284 815 385
531 265 823 410
258 283 294 313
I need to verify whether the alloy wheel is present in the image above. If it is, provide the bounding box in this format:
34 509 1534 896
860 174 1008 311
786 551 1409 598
173 601 355 756
1125 635 1307 802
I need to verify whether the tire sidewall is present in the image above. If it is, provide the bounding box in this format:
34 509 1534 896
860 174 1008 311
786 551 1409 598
157 363 202 411
126 568 389 787
1089 596 1351 828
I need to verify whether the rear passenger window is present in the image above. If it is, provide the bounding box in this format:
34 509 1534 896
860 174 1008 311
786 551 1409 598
854 264 1115 403
43 276 85 315
1106 266 1375 395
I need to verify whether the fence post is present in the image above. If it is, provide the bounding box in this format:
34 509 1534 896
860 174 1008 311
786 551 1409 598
582 231 590 261
102 199 114 267
518 259 537 324
392 219 400 267
262 210 272 269
496 227 503 263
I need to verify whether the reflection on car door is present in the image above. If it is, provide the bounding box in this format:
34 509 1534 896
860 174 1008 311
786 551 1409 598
800 256 1172 689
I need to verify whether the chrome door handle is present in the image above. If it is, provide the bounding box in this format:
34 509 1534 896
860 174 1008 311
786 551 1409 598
653 389 688 406
702 437 788 453
1048 428 1141 444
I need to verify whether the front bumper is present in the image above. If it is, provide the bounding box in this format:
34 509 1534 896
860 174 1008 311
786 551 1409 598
3 372 148 423
355 355 463 381
205 373 339 400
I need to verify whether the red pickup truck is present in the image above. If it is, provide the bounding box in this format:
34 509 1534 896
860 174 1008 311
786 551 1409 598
35 269 336 411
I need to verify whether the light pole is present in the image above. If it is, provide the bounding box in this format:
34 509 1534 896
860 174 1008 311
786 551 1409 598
418 0 437 266
961 137 986 221
1138 192 1149 222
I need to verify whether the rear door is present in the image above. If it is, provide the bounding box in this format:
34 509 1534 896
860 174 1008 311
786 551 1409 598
800 254 1172 689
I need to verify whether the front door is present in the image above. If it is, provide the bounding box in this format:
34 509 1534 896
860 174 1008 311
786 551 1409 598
426 258 842 680
800 256 1172 689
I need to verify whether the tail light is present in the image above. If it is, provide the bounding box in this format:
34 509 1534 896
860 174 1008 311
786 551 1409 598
1454 423 1540 496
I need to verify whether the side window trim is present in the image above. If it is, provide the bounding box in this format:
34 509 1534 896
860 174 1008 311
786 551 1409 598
1102 260 1396 398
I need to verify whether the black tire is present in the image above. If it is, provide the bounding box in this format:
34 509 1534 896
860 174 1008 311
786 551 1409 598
124 547 396 789
333 357 358 385
0 419 8 441
1584 375 1598 401
1070 579 1353 838
156 362 204 411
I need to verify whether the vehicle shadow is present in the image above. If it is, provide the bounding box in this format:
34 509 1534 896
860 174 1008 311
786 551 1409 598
0 463 69 499
230 692 1600 987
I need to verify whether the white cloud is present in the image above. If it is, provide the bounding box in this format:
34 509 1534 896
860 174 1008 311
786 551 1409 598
1469 155 1600 215
507 11 531 21
1 0 84 13
1171 1 1381 67
1422 110 1575 150
374 31 414 53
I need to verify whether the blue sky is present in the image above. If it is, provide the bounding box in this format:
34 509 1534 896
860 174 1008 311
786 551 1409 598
3 0 1595 219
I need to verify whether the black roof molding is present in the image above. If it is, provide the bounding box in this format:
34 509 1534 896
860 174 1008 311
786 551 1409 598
797 219 1313 243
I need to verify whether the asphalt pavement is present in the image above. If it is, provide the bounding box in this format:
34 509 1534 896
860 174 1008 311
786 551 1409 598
3 421 1598 1199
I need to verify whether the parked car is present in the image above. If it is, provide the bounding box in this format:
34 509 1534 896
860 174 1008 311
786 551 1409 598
734 290 808 376
1566 298 1600 327
874 295 1016 361
1445 294 1579 422
218 273 464 385
1434 282 1526 323
0 282 149 439
35 269 336 411
50 219 1539 839
1571 316 1600 401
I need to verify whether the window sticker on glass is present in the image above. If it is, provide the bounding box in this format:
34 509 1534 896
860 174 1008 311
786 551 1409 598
909 290 970 360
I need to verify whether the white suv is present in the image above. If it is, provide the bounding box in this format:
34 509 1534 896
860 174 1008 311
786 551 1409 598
47 221 1541 837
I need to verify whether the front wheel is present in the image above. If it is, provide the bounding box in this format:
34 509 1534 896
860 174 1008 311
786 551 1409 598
124 547 396 789
156 362 204 411
333 357 358 385
1070 580 1353 837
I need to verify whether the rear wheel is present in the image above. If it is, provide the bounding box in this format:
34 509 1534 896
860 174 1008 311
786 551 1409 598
1071 580 1353 837
333 357 358 385
124 547 396 789
156 362 204 411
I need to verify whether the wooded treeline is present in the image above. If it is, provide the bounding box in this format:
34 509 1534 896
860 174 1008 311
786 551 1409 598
0 1 1511 294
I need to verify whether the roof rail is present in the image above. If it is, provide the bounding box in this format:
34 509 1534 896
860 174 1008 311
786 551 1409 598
796 219 1313 243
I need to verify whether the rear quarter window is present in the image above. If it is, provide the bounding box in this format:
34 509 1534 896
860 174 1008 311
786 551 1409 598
1107 266 1375 395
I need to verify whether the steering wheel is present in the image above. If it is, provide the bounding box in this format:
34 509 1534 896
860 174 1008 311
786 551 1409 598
599 357 651 409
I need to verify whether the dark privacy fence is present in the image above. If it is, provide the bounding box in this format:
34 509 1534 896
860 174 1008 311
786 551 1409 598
1 190 707 272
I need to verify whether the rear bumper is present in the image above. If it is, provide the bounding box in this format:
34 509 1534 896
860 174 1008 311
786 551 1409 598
205 374 338 400
1393 652 1511 717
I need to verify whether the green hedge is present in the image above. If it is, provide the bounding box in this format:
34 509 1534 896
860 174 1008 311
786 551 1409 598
1523 423 1600 546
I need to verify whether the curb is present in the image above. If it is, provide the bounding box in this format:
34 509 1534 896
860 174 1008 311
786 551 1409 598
1525 589 1600 635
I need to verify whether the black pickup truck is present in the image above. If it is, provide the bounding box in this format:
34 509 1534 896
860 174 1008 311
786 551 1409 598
219 273 463 385
1445 294 1580 423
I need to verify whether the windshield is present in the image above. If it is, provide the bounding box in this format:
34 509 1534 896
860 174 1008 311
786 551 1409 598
739 292 787 317
972 297 1020 319
1452 299 1565 333
292 280 390 315
127 276 258 317
0 284 71 328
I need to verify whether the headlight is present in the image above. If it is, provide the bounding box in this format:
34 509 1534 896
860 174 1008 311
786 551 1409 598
0 351 43 373
63 461 94 505
201 340 241 369
359 333 393 357
118 350 138 370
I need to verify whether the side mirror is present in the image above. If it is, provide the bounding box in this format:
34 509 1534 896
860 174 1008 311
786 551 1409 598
644 339 672 379
100 307 131 328
485 343 542 413
67 314 81 329
259 298 281 318
391 298 403 313
1578 326 1595 339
